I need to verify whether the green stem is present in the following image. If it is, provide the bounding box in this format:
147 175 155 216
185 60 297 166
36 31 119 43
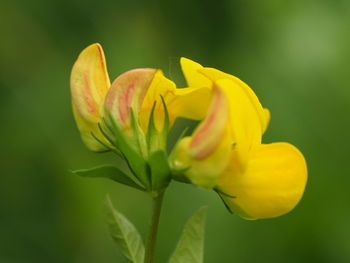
144 191 165 263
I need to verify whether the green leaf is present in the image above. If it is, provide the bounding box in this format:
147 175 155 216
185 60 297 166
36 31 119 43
105 196 145 263
72 165 145 191
148 150 171 191
169 207 208 263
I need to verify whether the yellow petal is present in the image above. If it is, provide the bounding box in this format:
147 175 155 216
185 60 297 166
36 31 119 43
215 78 262 166
140 70 211 132
170 85 232 189
139 70 176 132
217 142 307 219
71 43 110 121
170 134 232 189
180 58 268 134
70 43 110 151
199 67 268 134
171 86 211 121
104 68 156 134
72 104 107 151
189 85 228 159
180 57 211 88
171 78 265 188
262 108 271 134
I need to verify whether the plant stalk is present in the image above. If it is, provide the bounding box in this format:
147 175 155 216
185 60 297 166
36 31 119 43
144 191 165 263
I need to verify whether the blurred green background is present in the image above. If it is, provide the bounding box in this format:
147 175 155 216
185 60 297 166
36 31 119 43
1 0 350 262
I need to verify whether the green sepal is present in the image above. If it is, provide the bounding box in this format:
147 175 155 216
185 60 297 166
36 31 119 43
216 192 234 214
105 196 145 263
90 123 123 158
97 122 118 148
72 165 145 191
103 116 150 189
214 188 235 214
146 98 170 154
147 150 171 191
90 132 112 153
130 109 148 157
169 206 208 263
169 126 192 184
171 169 192 184
146 101 160 153
168 127 189 161
160 95 170 135
214 187 236 198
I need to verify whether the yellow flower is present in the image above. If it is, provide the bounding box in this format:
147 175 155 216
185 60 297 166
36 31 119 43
170 58 307 219
70 44 211 154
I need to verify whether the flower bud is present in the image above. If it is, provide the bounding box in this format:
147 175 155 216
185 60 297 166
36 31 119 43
104 68 157 156
70 43 110 151
102 67 211 190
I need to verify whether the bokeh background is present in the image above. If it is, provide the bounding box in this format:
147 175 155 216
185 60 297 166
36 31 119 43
1 0 350 262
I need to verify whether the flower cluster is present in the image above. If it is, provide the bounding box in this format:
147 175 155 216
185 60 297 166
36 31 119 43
71 43 307 219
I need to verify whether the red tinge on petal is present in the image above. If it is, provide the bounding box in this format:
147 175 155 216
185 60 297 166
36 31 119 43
70 43 110 122
190 85 229 159
104 68 156 127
